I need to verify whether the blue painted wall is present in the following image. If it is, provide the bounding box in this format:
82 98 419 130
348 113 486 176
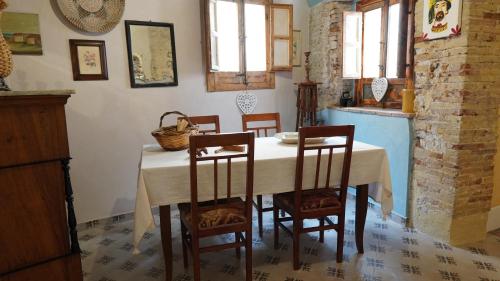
320 109 413 218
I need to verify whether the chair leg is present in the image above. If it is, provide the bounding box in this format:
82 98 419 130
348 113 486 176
181 221 189 268
257 195 264 238
192 236 201 281
245 230 253 281
235 232 241 259
319 217 325 243
293 219 301 270
273 204 279 249
337 215 345 263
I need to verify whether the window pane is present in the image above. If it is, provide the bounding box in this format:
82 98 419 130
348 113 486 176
362 8 382 78
273 8 290 36
245 4 266 72
273 39 290 66
216 1 239 72
363 83 375 100
342 12 362 78
209 0 219 70
344 47 357 76
386 4 400 78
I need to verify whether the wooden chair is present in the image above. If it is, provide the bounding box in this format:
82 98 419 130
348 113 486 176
179 115 221 135
241 112 281 237
178 132 255 281
273 125 355 269
242 113 281 137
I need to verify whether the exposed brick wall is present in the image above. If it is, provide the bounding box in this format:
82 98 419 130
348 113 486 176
494 112 500 207
412 0 500 244
309 0 499 244
309 0 353 109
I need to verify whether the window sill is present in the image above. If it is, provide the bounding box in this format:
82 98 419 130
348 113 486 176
329 106 415 119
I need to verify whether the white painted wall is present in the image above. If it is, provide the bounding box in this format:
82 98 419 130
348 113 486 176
4 0 310 223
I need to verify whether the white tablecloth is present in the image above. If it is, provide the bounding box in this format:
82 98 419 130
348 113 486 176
133 137 393 252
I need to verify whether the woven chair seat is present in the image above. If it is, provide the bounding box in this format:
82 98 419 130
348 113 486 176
179 198 246 230
275 189 342 213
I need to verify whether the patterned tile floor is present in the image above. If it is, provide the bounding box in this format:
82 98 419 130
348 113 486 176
79 197 500 281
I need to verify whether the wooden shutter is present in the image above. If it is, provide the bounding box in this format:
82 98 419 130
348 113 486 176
208 0 220 71
342 11 363 79
270 4 293 71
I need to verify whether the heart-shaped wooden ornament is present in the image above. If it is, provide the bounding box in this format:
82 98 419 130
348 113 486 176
371 78 389 102
236 92 257 114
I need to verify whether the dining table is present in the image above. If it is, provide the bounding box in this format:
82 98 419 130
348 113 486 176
133 136 393 281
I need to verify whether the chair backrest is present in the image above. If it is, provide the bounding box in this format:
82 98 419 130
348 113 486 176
242 113 281 137
179 115 221 135
294 125 355 211
188 132 255 230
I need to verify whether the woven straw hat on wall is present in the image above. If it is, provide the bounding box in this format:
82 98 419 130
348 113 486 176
55 0 125 33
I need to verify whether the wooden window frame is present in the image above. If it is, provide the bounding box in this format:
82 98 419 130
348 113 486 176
353 0 411 108
203 0 275 92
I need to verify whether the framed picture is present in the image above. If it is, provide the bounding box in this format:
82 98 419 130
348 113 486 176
292 30 302 67
422 0 463 40
125 20 178 88
69 40 108 81
1 12 43 55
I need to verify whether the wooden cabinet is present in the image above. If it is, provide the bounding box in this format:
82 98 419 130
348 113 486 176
0 92 82 281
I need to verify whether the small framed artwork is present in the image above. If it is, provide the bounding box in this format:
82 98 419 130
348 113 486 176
292 30 302 67
422 0 463 40
1 12 43 55
69 39 108 81
125 20 178 88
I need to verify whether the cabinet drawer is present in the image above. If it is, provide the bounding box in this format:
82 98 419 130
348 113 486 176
0 162 70 273
0 96 70 167
0 254 82 281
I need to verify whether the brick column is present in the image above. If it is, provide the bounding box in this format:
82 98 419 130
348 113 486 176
309 1 353 109
412 0 500 244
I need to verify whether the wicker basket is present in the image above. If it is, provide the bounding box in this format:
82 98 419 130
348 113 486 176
151 111 198 151
0 10 13 78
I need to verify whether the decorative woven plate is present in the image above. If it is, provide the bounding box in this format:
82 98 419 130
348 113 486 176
55 0 125 33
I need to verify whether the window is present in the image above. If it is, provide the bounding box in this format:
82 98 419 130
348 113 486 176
386 3 400 78
245 4 267 72
211 0 240 72
362 8 382 78
342 0 409 107
204 0 293 92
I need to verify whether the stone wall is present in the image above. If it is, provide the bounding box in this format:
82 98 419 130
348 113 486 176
494 114 500 207
149 27 174 82
309 0 353 109
412 0 500 244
